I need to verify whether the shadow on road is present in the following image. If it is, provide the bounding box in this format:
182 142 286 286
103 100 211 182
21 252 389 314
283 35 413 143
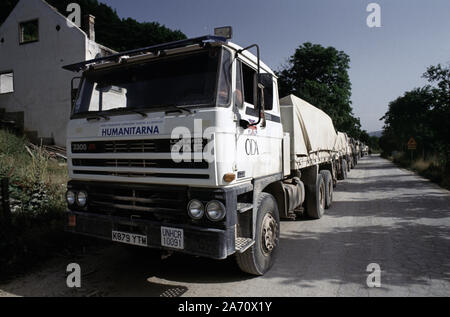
272 222 450 292
1 155 449 296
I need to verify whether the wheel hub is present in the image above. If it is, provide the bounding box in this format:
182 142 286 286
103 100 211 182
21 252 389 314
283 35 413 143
319 183 325 209
261 213 277 256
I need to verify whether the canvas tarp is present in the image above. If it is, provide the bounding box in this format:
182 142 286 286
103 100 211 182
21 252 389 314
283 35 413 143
280 95 337 156
334 132 348 154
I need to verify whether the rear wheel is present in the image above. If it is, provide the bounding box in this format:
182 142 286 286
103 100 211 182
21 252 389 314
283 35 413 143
320 170 333 209
342 159 348 179
337 159 345 181
305 174 325 219
236 192 280 275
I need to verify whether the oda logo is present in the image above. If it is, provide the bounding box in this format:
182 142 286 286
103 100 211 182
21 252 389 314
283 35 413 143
245 139 259 156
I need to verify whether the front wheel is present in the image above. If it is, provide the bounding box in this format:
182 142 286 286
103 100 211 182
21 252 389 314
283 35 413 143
236 193 280 275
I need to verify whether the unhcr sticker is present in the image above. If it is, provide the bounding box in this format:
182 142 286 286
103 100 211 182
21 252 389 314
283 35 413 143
99 116 165 137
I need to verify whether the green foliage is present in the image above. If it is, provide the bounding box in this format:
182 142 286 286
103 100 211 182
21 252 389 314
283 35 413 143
277 42 363 139
380 63 450 188
380 64 450 167
0 0 186 52
0 130 71 279
0 0 18 26
368 136 380 152
0 131 67 215
380 87 436 155
422 63 450 171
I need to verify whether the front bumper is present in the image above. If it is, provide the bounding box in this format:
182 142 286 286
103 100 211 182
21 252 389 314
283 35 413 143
66 210 235 259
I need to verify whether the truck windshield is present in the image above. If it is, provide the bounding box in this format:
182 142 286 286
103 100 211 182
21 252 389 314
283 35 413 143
72 47 231 116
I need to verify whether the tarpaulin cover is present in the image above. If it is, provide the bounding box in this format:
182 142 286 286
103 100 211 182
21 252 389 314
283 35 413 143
334 132 349 154
280 95 337 156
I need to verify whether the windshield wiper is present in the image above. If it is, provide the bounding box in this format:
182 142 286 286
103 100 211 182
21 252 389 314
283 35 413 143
164 105 192 114
127 109 148 118
80 112 110 121
86 114 110 121
74 105 191 120
99 108 148 118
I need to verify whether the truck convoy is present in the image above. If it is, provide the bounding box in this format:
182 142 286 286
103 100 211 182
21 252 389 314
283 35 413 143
63 29 362 275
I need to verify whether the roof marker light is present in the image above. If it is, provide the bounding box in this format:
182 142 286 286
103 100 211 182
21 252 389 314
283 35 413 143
214 26 233 40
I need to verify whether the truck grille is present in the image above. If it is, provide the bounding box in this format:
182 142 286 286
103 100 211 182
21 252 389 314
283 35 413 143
72 159 208 169
71 139 208 154
86 184 188 221
73 170 209 179
71 139 210 179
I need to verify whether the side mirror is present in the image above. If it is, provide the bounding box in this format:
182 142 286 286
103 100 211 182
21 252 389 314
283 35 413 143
258 73 273 111
257 81 266 128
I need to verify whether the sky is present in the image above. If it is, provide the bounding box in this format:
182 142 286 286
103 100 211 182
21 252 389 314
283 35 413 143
100 0 450 132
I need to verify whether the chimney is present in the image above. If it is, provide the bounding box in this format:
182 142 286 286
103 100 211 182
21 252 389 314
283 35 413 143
83 14 95 41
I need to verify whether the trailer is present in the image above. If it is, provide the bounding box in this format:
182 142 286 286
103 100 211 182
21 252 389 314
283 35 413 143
334 132 350 179
63 29 344 275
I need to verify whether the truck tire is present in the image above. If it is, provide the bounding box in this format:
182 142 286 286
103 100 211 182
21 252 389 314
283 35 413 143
320 170 333 209
236 192 280 275
305 174 325 219
337 160 345 181
342 159 348 179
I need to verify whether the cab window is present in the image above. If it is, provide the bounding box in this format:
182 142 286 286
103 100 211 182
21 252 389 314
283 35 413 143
235 60 244 108
242 62 256 105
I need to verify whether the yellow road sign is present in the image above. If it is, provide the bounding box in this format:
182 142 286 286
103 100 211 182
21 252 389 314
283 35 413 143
408 137 417 150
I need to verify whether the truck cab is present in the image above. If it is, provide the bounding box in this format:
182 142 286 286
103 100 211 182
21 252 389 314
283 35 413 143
63 30 334 275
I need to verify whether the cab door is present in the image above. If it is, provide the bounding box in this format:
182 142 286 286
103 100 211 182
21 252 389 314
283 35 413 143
233 59 283 181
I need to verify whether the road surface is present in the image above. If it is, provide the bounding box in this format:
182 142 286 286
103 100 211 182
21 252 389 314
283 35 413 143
1 155 449 297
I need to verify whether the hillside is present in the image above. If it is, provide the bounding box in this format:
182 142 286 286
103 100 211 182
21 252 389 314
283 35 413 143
369 130 383 138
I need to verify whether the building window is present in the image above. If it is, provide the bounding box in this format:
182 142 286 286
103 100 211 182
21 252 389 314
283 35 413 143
0 72 14 94
19 19 39 44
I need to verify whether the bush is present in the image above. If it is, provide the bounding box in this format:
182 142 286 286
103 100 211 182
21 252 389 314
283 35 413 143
0 130 72 279
385 150 449 190
0 130 67 215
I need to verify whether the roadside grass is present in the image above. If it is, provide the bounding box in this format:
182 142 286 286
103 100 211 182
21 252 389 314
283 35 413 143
382 151 450 190
0 130 98 281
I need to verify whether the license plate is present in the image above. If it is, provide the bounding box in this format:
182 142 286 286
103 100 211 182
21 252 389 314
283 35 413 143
112 230 147 247
161 226 184 250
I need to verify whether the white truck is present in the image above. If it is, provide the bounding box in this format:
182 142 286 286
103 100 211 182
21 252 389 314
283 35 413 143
334 132 352 179
63 29 342 275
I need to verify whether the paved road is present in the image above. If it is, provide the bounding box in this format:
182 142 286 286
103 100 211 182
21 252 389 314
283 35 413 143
1 155 449 297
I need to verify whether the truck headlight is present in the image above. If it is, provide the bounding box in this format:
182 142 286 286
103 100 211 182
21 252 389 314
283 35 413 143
66 190 76 205
205 200 226 221
76 191 88 207
187 199 204 220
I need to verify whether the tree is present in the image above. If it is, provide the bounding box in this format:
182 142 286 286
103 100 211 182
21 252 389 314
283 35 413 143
277 42 362 138
0 0 18 26
423 64 450 171
368 136 380 152
359 130 370 145
380 87 435 155
380 63 450 168
0 0 186 52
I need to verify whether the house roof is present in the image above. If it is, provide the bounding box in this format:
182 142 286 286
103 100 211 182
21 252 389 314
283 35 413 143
0 0 114 54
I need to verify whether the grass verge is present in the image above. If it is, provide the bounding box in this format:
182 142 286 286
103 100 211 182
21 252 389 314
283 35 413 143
0 130 98 281
382 151 450 190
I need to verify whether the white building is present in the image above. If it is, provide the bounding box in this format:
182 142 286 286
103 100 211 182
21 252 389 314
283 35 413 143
0 0 114 146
